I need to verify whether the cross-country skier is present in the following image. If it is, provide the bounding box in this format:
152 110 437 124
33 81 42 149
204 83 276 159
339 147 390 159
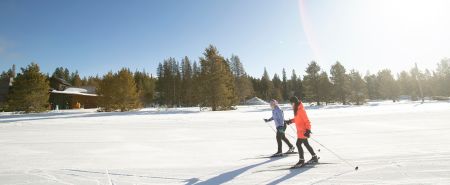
264 99 295 157
285 96 318 168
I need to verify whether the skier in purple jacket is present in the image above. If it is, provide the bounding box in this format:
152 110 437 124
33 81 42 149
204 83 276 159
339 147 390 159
264 99 295 156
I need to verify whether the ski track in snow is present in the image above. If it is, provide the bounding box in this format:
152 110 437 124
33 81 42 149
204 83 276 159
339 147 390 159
0 101 450 184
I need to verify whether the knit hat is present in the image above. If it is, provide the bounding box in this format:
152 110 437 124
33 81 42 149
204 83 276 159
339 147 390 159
289 96 300 104
270 99 278 106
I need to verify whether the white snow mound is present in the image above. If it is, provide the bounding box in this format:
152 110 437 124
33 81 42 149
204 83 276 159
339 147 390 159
245 97 269 105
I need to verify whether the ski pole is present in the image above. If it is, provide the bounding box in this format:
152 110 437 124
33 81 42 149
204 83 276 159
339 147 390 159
264 120 277 133
264 120 296 140
286 124 358 171
309 137 359 171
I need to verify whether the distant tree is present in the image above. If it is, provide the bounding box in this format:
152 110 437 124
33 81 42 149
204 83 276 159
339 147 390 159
180 56 194 106
397 70 418 100
271 73 282 101
52 67 71 81
377 69 399 102
303 61 321 105
50 67 72 90
281 68 289 102
290 69 304 100
364 72 379 100
97 68 140 112
191 61 202 106
8 63 50 113
230 55 253 103
81 77 88 86
156 58 182 107
330 62 350 104
134 70 156 106
87 75 101 90
70 71 82 87
434 58 450 96
198 45 237 110
260 68 273 101
250 76 263 98
348 70 367 105
421 69 434 98
317 71 333 105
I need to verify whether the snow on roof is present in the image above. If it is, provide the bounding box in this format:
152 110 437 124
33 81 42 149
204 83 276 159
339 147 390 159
64 87 88 93
245 97 268 105
51 88 98 97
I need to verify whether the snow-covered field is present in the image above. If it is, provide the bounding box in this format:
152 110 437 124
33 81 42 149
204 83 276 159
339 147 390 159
1 101 450 185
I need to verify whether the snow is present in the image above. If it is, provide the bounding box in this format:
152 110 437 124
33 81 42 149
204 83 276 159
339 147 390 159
245 97 269 105
51 87 98 96
1 101 450 184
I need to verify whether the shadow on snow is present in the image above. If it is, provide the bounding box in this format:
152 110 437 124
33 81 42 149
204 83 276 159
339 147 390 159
191 157 283 185
266 167 312 185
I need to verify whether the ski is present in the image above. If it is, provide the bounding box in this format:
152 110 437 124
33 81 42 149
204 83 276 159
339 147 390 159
252 164 320 173
264 152 298 158
242 152 298 160
290 157 320 169
268 162 335 169
283 151 298 155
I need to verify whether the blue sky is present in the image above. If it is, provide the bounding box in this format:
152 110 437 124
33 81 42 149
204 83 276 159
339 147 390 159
1 0 450 78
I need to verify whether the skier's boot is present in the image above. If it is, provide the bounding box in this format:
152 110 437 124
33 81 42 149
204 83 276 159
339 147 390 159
285 147 295 154
271 152 283 157
291 159 305 168
308 155 319 164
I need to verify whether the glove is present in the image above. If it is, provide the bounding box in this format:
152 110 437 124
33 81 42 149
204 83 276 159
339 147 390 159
284 119 292 125
304 129 312 138
263 119 270 122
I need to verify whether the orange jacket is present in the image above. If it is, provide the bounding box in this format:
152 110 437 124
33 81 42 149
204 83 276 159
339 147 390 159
291 102 311 139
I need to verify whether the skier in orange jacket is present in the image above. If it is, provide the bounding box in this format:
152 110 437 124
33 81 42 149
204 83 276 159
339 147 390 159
285 96 318 168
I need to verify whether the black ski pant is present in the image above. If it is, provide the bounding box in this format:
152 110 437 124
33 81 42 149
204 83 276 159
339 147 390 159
276 126 293 153
296 138 316 160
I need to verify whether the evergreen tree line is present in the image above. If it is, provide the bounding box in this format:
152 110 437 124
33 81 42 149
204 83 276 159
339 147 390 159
156 46 250 110
251 59 450 105
1 45 450 113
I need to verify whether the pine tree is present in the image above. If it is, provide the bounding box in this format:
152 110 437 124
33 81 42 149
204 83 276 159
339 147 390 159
156 63 164 105
421 69 434 98
281 68 289 102
115 68 140 111
191 61 202 106
348 70 367 105
364 72 379 100
377 69 399 102
435 58 450 96
397 71 411 96
330 62 350 104
303 61 321 105
8 63 50 113
318 71 332 105
290 70 304 100
70 71 82 87
174 63 182 106
181 56 194 106
271 74 282 101
156 58 182 107
198 45 237 111
87 75 101 90
260 68 273 101
134 70 156 106
63 68 70 82
97 68 140 112
81 77 88 86
230 55 253 103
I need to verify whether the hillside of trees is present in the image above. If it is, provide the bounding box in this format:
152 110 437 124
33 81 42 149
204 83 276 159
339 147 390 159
1 45 450 112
